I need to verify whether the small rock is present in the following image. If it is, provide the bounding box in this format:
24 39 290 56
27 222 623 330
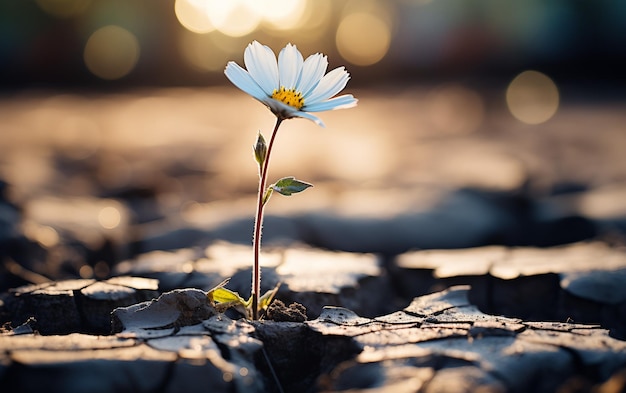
112 288 215 335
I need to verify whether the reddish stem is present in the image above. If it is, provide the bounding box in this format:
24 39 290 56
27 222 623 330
252 117 282 319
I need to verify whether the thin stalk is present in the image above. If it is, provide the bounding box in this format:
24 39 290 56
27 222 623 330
252 117 282 320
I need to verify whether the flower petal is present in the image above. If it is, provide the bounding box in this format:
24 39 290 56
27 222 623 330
290 111 325 127
224 41 356 126
224 61 267 101
304 66 350 104
297 53 328 97
278 43 303 89
304 94 358 112
262 98 325 127
244 41 279 96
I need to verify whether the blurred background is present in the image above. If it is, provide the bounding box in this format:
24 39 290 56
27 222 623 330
0 0 625 287
1 0 625 90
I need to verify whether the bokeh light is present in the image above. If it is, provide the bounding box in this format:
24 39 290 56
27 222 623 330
35 0 90 18
83 25 140 80
98 205 121 229
174 0 308 36
336 11 392 66
23 222 60 248
174 0 261 37
206 0 261 37
506 70 560 125
293 0 332 42
2 1 623 89
174 0 215 34
254 0 307 30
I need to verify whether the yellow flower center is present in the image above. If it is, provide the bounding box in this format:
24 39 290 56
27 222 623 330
271 86 304 110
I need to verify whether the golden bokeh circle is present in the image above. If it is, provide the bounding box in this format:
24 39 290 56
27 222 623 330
336 12 391 66
84 25 140 80
506 70 560 125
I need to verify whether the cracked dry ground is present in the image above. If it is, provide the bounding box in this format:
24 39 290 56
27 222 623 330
1 88 626 392
2 242 626 392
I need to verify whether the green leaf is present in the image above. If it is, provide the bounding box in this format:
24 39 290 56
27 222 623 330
206 278 230 302
207 282 251 316
209 287 250 307
253 132 267 166
259 283 281 312
271 177 313 196
262 187 273 206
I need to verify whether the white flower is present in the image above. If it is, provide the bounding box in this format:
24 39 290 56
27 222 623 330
225 41 357 127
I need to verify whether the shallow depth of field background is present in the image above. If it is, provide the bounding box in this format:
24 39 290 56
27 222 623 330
1 0 625 270
2 0 626 89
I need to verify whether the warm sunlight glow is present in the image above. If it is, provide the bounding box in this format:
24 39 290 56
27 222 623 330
174 0 215 34
175 0 309 36
84 25 140 80
253 0 307 30
295 0 332 40
206 0 261 37
506 70 560 125
336 12 391 66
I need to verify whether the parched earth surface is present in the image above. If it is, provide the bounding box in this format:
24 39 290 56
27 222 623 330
1 87 626 392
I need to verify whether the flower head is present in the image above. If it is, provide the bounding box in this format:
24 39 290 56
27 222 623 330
225 41 357 127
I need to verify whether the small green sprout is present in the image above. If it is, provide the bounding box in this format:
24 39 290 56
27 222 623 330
207 279 279 319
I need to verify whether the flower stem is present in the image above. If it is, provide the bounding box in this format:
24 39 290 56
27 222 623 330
252 117 282 320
